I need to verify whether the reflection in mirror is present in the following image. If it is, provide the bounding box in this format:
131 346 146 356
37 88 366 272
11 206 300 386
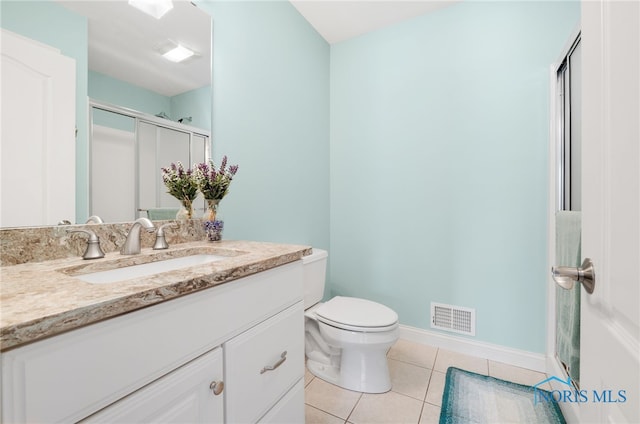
58 0 212 107
0 27 76 228
90 102 209 223
90 108 136 223
0 0 212 227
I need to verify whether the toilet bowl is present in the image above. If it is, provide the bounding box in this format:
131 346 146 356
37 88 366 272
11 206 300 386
303 249 399 393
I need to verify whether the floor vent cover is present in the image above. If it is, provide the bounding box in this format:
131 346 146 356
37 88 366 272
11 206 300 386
431 302 476 336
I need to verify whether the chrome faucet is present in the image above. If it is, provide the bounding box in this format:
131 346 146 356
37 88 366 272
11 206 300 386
120 218 156 255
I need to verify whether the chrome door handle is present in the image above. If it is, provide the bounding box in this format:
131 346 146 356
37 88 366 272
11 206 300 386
552 258 595 294
260 351 287 374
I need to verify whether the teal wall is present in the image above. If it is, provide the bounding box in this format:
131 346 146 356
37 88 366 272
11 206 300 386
1 1 89 223
89 71 171 118
89 71 212 131
198 0 330 250
171 86 212 131
329 1 579 353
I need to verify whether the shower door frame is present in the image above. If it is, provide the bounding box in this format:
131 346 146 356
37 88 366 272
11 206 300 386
545 25 582 424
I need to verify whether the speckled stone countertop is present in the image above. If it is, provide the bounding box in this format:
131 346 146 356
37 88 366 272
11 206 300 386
0 240 311 352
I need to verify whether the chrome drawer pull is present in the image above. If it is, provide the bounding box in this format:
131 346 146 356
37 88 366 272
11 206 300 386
260 351 287 374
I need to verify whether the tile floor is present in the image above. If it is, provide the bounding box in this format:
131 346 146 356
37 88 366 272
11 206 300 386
304 339 551 424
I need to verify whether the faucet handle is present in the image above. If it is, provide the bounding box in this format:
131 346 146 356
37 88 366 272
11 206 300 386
67 229 105 260
153 223 178 250
157 223 178 235
85 215 104 224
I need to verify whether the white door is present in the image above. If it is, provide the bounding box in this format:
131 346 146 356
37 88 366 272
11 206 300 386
0 29 76 226
580 0 639 423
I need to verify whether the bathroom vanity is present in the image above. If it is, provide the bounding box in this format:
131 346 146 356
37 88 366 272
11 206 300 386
0 240 311 423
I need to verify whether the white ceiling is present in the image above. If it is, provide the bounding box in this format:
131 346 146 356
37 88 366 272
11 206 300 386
54 1 457 98
290 0 460 44
56 0 211 97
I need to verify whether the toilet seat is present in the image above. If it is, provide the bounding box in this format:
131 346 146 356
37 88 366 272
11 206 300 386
315 296 398 333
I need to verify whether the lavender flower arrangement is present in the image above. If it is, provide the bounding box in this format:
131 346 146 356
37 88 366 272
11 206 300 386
204 219 224 242
194 156 239 201
161 162 199 218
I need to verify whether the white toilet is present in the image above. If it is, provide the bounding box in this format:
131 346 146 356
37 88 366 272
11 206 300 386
303 249 399 393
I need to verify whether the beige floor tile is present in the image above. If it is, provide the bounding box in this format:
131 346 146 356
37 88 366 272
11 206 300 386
348 391 423 424
388 339 438 369
305 405 346 424
433 349 488 375
305 368 316 387
388 358 431 400
419 402 441 424
305 341 551 424
305 378 362 420
488 360 552 389
424 371 446 406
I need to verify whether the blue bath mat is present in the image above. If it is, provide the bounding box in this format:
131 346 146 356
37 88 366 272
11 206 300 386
439 367 566 424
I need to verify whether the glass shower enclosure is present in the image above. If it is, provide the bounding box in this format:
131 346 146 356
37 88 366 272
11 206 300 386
89 101 210 223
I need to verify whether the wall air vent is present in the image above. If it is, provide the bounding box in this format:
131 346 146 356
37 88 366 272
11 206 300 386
431 302 475 336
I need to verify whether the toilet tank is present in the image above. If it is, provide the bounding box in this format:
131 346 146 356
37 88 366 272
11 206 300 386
302 248 328 308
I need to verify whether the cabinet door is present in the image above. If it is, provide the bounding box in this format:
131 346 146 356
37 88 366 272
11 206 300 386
258 379 304 424
82 347 224 423
224 302 305 423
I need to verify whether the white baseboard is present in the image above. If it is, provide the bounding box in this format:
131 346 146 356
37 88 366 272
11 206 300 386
399 324 547 373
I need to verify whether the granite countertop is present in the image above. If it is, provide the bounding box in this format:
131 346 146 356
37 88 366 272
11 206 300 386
0 240 312 352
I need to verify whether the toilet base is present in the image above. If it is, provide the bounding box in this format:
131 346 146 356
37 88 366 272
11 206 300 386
306 347 392 393
306 358 341 386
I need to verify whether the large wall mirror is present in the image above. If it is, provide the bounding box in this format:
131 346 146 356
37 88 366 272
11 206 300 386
0 0 212 227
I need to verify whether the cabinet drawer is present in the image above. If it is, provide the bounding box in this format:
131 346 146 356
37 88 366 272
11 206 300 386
224 301 304 423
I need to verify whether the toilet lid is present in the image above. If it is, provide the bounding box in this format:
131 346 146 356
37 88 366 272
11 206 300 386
315 296 398 329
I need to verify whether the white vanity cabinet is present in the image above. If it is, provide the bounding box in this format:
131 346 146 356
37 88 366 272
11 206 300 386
1 261 304 423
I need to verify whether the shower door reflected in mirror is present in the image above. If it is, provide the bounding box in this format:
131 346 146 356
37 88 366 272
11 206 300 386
91 109 136 223
90 104 209 223
138 122 207 216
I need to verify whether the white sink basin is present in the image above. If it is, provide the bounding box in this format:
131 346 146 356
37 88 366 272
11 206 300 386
76 254 226 284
